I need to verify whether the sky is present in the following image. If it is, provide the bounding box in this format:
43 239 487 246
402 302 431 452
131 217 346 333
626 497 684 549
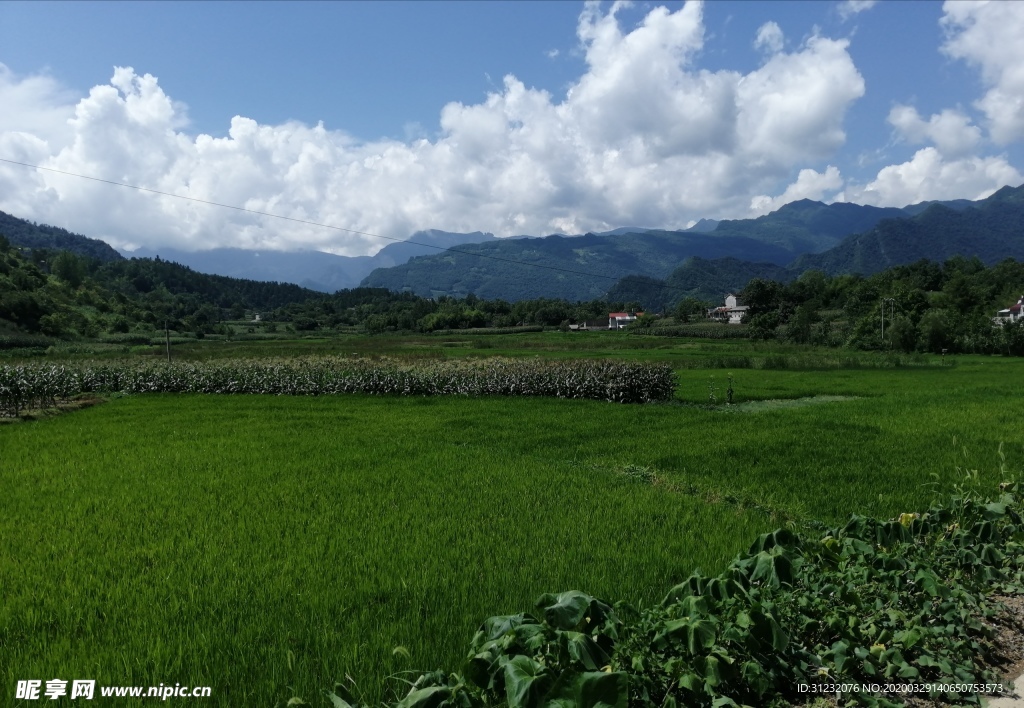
1 0 1023 256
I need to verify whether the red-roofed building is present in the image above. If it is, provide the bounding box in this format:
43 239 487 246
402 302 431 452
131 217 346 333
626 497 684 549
994 296 1024 326
609 312 643 329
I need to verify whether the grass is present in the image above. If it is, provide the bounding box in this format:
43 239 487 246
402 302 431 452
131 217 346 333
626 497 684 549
1 337 1021 706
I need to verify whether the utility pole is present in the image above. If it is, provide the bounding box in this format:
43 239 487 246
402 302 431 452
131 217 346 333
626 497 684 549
880 300 885 342
881 298 896 346
165 320 171 364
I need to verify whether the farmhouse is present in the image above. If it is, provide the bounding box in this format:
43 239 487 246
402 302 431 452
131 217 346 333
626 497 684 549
609 312 643 329
994 296 1024 326
708 294 748 325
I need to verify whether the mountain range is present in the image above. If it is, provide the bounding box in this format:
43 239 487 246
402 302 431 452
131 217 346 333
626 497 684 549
2 183 1022 307
358 193 994 301
125 229 499 292
610 184 1024 308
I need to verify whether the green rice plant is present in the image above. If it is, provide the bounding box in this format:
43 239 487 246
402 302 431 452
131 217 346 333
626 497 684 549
0 394 773 706
429 326 545 336
631 325 750 339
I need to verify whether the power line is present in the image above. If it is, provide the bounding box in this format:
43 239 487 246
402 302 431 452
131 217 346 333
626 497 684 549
0 157 700 298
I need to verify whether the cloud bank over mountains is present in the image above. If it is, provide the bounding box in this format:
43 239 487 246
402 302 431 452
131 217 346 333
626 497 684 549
0 0 1021 256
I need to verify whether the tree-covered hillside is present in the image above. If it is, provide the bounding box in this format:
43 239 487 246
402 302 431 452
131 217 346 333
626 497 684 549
794 184 1024 275
610 183 1024 312
710 199 908 253
361 230 794 301
607 257 794 311
0 210 123 262
0 234 324 339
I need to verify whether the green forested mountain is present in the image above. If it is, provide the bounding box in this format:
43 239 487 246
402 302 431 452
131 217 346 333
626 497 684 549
794 184 1024 276
609 184 1024 310
710 200 908 253
0 234 324 338
359 199 938 301
126 229 500 293
0 211 123 262
361 230 795 301
607 257 794 311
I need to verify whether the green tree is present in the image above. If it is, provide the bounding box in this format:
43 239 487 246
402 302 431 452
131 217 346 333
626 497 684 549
887 315 918 353
747 312 780 341
673 297 707 323
52 251 87 288
999 320 1024 356
784 304 818 344
631 313 656 329
918 310 952 353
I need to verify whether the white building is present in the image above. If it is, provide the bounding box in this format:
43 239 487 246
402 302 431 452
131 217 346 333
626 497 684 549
707 294 748 325
608 312 643 329
994 296 1024 326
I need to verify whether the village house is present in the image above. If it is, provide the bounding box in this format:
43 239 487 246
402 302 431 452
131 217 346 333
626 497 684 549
707 294 748 325
608 312 643 329
993 296 1024 326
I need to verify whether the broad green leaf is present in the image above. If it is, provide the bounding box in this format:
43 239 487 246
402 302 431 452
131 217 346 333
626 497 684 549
477 614 535 643
704 655 723 688
562 632 609 671
894 628 922 649
538 591 612 631
576 671 627 708
898 663 920 679
395 686 452 708
913 569 946 598
677 672 702 693
503 656 553 708
749 611 788 652
325 693 354 708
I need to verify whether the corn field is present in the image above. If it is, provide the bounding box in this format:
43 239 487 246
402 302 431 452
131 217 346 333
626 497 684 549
0 357 675 416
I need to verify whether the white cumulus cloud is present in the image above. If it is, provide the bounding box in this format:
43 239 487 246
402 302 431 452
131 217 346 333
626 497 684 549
838 0 878 21
750 166 844 215
754 21 784 54
0 2 870 254
887 104 982 158
941 0 1024 145
844 147 1022 207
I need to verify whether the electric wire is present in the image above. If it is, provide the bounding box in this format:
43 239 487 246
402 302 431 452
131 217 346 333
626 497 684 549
0 157 702 298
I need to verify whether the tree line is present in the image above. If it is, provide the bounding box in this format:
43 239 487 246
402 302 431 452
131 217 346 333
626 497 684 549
733 256 1024 355
2 233 1022 355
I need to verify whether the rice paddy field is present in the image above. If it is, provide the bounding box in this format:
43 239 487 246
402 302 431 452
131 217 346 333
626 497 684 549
1 335 1022 706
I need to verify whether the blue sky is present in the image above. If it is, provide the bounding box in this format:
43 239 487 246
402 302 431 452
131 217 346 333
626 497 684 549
1 1 1022 255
